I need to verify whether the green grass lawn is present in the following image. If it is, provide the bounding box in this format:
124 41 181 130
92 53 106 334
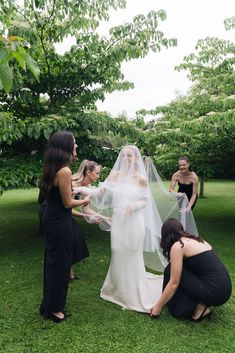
0 181 234 353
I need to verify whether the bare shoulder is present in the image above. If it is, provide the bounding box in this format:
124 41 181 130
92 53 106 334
172 171 180 180
57 167 71 178
170 241 184 257
191 172 198 182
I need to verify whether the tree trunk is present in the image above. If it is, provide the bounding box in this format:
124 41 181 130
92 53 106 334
199 177 205 198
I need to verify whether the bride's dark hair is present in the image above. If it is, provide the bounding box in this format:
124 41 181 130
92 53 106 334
41 131 75 195
160 218 203 261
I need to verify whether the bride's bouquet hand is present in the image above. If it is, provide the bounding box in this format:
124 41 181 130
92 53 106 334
125 205 134 216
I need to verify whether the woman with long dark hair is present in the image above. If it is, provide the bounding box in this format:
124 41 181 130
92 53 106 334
40 131 90 323
169 156 198 211
149 218 231 321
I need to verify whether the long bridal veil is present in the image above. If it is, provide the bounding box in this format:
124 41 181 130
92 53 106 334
143 157 198 270
79 146 198 272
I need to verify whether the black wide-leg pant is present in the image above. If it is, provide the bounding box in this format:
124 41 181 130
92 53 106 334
41 207 72 313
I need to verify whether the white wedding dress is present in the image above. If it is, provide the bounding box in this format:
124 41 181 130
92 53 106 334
100 183 163 313
83 146 196 313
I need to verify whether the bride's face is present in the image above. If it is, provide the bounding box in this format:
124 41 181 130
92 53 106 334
121 147 137 171
121 148 135 165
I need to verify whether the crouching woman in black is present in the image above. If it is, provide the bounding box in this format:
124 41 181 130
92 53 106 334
149 218 232 321
40 131 90 323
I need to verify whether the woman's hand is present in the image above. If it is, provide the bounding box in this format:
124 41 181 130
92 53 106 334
177 192 186 197
83 214 112 225
82 195 90 207
149 303 162 318
125 205 134 216
72 188 80 197
87 215 104 224
93 215 112 225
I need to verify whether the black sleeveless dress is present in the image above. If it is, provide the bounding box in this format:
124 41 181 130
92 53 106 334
178 181 198 209
163 250 232 319
38 189 89 264
41 187 73 312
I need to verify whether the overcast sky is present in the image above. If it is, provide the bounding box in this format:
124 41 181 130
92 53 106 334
55 0 234 118
96 0 234 117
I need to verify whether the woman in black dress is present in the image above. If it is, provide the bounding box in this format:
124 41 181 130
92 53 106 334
40 131 90 322
149 218 232 321
169 156 198 210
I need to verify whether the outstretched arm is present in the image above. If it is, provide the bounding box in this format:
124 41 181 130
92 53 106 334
169 173 178 193
72 204 111 224
149 243 183 317
188 176 198 210
57 167 90 209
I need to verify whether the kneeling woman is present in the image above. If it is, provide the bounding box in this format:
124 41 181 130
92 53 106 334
150 218 232 321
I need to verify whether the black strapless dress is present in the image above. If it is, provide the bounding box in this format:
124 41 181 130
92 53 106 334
163 250 232 319
41 187 72 312
178 181 198 209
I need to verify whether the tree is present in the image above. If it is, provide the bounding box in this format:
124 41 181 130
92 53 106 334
137 17 235 196
0 0 176 116
0 0 177 193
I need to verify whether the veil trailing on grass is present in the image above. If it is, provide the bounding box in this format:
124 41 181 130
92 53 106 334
76 146 198 272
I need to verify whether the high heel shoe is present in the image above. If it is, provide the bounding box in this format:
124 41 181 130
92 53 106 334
192 306 212 322
40 304 69 318
43 311 68 323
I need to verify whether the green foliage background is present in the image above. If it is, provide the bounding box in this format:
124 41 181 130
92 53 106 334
0 2 234 195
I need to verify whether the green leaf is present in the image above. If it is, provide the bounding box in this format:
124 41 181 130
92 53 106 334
0 64 13 93
0 46 8 64
18 47 40 81
11 51 26 71
25 55 40 81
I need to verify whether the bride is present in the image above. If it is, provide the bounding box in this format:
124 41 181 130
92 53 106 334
76 145 197 313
